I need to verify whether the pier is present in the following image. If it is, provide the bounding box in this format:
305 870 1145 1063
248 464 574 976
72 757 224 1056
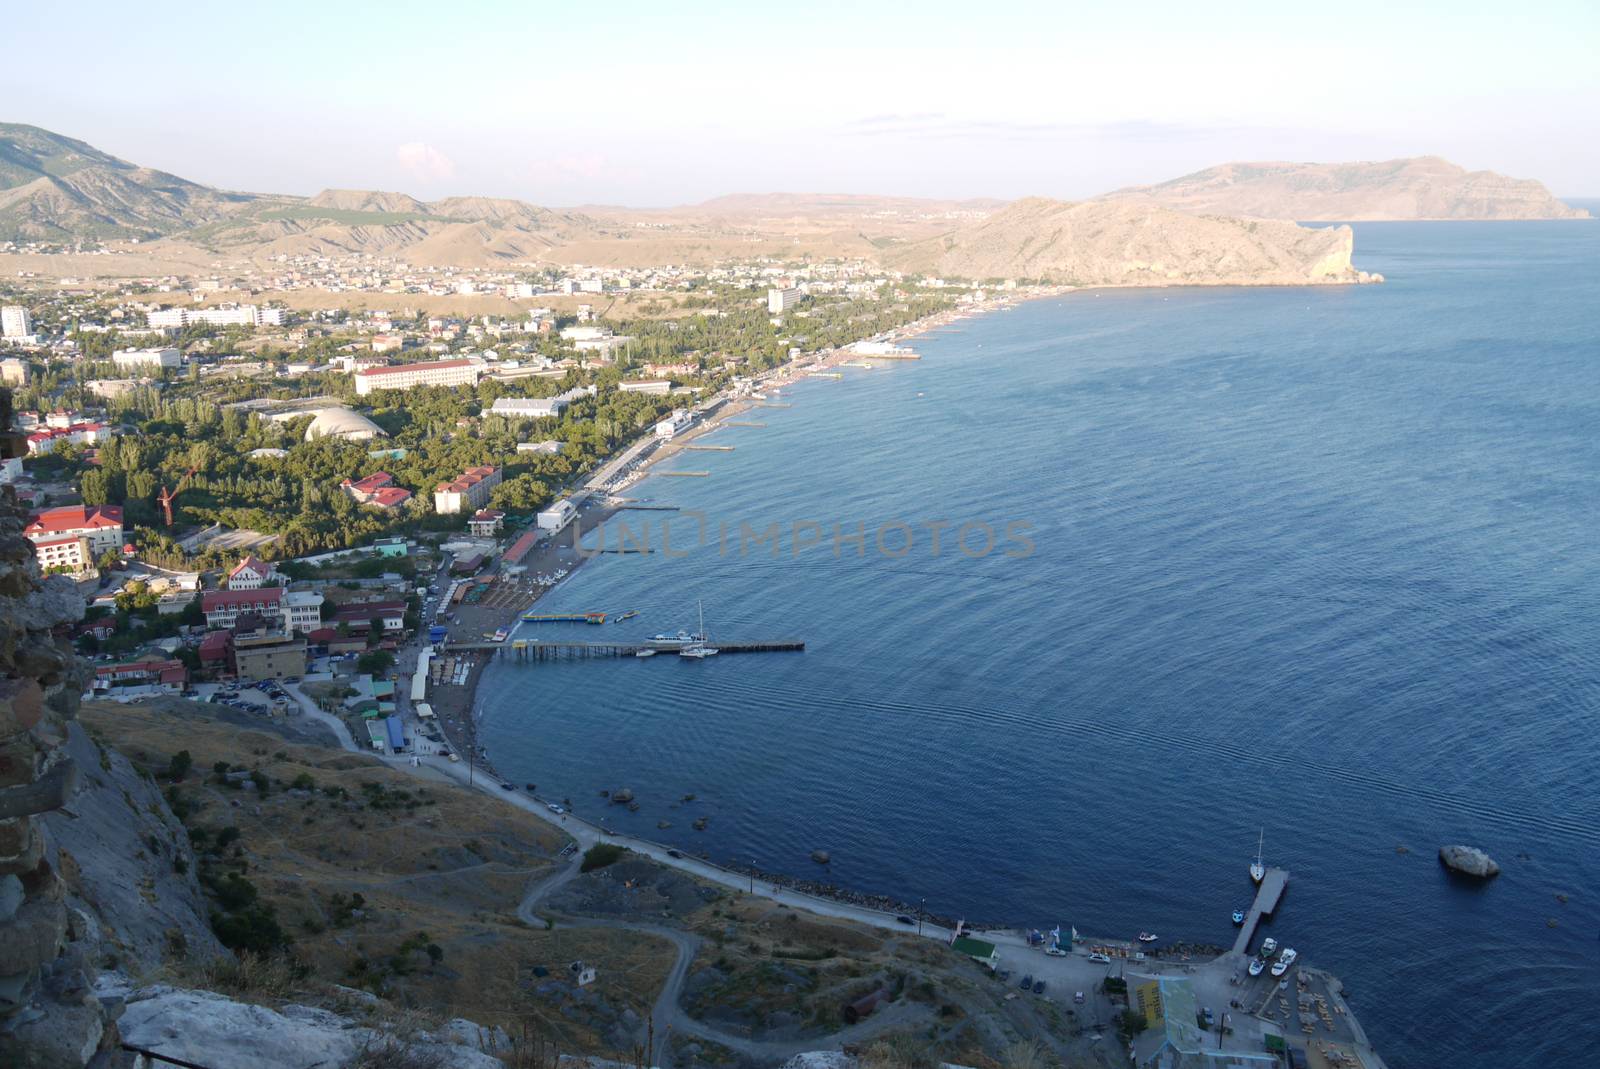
723 421 766 428
1232 867 1290 955
683 444 734 451
652 470 710 478
755 402 792 409
511 639 804 660
613 502 679 511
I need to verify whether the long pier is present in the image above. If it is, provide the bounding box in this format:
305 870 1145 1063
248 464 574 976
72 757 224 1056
1232 867 1290 955
723 421 766 428
652 470 710 478
755 402 792 409
683 444 734 451
512 639 804 661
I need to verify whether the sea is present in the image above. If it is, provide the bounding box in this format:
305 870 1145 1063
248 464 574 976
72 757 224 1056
478 216 1600 1066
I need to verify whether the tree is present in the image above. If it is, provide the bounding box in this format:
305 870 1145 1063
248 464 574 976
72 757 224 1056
167 750 193 782
356 650 394 676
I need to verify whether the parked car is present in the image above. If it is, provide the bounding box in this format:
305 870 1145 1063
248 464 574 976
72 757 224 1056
1074 991 1086 1004
1088 952 1112 964
1019 974 1033 990
895 915 915 925
1033 980 1046 995
666 849 682 859
546 803 565 814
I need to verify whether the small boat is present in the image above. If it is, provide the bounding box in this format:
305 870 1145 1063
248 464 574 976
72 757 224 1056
1270 948 1297 977
1232 909 1246 925
1248 958 1265 977
679 646 719 659
1251 829 1266 884
1260 937 1278 957
614 610 639 623
1137 932 1158 943
635 649 657 658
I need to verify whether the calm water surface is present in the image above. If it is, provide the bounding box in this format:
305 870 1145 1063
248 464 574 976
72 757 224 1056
479 222 1600 1066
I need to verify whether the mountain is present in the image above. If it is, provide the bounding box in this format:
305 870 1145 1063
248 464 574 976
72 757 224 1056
1104 156 1590 221
886 198 1374 286
0 122 258 239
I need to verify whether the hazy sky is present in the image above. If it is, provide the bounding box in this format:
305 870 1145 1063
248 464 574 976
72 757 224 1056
8 0 1597 205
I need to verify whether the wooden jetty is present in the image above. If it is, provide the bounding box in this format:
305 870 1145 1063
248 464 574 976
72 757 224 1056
871 351 921 360
723 421 766 428
653 470 710 478
1232 867 1290 956
614 502 679 511
683 444 734 451
512 639 804 661
755 402 792 409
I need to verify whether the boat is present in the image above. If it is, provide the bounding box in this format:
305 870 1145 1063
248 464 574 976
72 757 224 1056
1231 909 1246 925
645 629 703 650
614 610 639 623
1137 932 1158 943
1260 937 1278 957
1270 948 1297 977
676 601 718 658
1250 830 1266 884
634 649 657 658
1248 958 1265 977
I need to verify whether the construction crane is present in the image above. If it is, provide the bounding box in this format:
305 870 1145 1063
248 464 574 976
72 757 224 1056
156 466 199 527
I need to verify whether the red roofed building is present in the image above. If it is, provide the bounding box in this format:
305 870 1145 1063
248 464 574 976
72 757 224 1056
226 555 278 590
25 421 114 455
24 505 123 574
94 658 188 692
202 587 285 630
433 465 501 515
353 357 484 396
340 472 412 510
332 600 407 633
468 508 505 537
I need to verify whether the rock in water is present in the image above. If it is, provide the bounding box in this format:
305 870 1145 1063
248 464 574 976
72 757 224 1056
1438 845 1500 878
612 788 634 805
810 850 831 865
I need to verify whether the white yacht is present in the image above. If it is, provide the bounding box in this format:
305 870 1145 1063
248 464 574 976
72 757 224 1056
1250 830 1266 884
677 601 718 659
1248 958 1265 977
1270 948 1298 977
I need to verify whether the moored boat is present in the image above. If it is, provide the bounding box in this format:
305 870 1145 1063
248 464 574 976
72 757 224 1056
1137 932 1158 943
1251 829 1266 884
1232 908 1246 925
1271 948 1297 977
1248 958 1265 977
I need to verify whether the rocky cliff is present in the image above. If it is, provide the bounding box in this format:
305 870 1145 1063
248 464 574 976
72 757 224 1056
1105 156 1591 221
885 198 1378 286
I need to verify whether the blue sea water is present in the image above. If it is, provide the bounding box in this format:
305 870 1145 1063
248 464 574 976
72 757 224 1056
478 221 1600 1066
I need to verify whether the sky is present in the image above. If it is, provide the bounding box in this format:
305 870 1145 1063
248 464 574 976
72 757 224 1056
7 0 1597 206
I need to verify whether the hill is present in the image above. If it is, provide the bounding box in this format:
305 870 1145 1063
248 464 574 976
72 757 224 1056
1105 156 1591 221
886 197 1374 286
0 121 259 239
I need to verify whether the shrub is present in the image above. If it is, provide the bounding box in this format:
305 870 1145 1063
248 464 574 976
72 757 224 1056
580 843 624 873
167 750 193 781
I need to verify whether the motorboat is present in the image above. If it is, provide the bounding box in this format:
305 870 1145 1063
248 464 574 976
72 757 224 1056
635 649 657 658
1270 948 1297 977
1251 829 1266 884
1260 937 1278 957
1231 909 1246 925
1248 958 1265 977
1137 932 1158 943
679 646 719 659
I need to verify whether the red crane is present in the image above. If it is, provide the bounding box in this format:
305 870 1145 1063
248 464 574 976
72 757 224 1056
156 466 199 527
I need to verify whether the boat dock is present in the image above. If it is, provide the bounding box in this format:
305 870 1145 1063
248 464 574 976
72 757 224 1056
1232 867 1290 955
509 639 804 660
652 470 710 478
755 402 792 409
682 444 734 451
871 351 920 360
613 502 679 511
723 421 766 428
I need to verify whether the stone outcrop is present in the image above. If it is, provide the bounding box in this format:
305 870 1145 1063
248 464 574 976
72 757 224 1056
0 385 113 1064
118 986 506 1068
1439 844 1500 879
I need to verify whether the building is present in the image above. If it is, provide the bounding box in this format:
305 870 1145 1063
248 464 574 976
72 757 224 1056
146 305 285 329
112 347 182 371
232 632 308 681
489 385 595 420
619 380 672 396
371 536 408 558
303 408 385 442
333 600 406 633
370 333 409 353
516 440 563 455
94 658 187 692
353 356 484 395
654 409 693 440
767 287 803 314
1 306 33 339
433 466 501 515
0 357 28 385
25 421 113 455
283 591 325 634
950 936 998 969
468 509 505 537
340 472 412 510
537 498 577 532
23 505 123 573
226 555 278 590
1129 976 1278 1069
202 588 286 630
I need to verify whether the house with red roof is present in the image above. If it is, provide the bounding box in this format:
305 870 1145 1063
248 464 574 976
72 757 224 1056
23 505 124 574
226 555 278 590
468 508 505 537
433 465 500 514
93 658 188 692
340 472 412 510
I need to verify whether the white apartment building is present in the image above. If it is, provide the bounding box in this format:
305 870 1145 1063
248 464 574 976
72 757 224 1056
433 466 501 515
147 305 286 329
353 357 485 396
767 287 803 314
32 536 94 575
112 347 182 370
284 591 325 634
1 306 33 339
655 409 694 440
201 587 324 635
489 385 595 419
23 505 124 574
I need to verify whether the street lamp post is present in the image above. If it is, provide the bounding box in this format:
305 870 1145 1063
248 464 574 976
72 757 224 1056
917 897 925 937
749 859 755 894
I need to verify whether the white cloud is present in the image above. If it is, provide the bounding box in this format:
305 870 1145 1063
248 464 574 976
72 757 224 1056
396 142 455 182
